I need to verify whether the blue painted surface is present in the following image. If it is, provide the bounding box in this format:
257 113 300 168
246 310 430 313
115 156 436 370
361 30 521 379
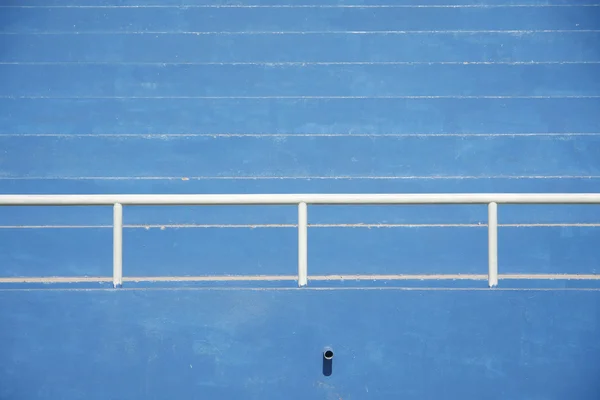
2 226 600 277
2 136 599 176
1 0 600 398
3 98 600 134
5 64 600 97
3 6 600 32
3 32 599 63
1 289 600 399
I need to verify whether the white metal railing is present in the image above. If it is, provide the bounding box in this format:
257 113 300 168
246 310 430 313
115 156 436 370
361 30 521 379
2 193 600 288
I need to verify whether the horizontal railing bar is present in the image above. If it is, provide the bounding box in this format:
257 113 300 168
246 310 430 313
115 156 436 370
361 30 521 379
1 193 600 205
2 193 597 290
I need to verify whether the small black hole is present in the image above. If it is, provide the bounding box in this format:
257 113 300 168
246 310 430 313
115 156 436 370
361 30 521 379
322 348 334 376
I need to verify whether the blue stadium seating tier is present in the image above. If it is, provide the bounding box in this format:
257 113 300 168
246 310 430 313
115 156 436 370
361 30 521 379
1 0 599 398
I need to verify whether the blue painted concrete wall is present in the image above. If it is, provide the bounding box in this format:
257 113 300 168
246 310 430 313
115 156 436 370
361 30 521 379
1 0 600 398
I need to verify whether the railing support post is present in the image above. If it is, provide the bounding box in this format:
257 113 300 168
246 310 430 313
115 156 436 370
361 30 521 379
298 202 308 287
488 202 498 288
113 203 123 288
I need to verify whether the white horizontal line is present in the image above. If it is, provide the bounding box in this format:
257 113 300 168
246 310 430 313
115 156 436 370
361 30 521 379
2 61 599 66
0 276 113 283
0 224 295 229
1 273 598 284
1 193 600 205
1 223 599 229
501 223 600 227
1 287 600 292
2 4 599 8
0 175 598 180
1 30 598 35
4 133 598 138
2 95 599 99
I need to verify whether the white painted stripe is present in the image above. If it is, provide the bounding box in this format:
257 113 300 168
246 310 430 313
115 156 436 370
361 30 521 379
3 133 600 138
1 30 599 35
2 61 600 66
0 175 598 181
3 95 600 99
0 273 598 284
1 223 600 229
2 4 600 8
5 133 600 138
1 287 600 292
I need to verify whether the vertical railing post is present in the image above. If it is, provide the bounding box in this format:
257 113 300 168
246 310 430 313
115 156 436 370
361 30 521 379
298 202 308 287
488 202 498 287
113 203 123 288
